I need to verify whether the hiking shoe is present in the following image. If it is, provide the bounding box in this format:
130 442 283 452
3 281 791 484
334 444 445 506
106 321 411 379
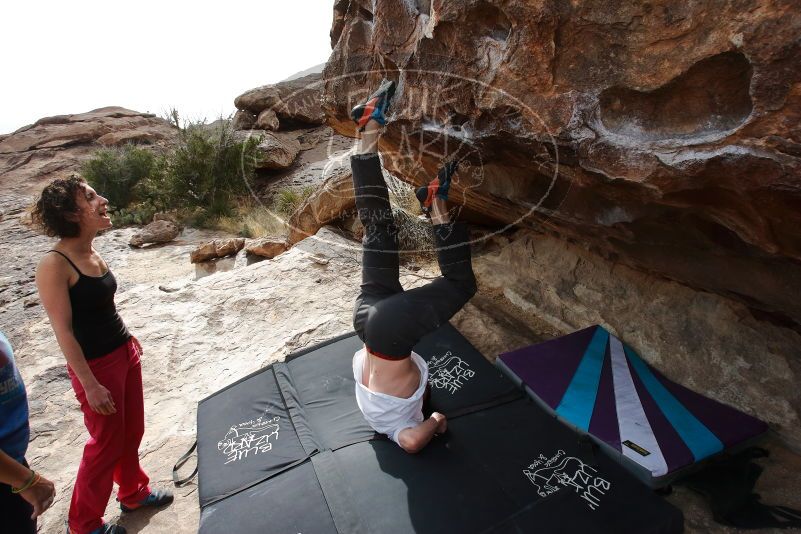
93 524 127 534
415 160 459 217
120 488 174 513
351 79 396 130
68 523 127 534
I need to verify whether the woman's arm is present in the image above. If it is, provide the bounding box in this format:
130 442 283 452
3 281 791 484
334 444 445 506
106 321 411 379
0 449 34 487
35 254 116 415
0 450 56 519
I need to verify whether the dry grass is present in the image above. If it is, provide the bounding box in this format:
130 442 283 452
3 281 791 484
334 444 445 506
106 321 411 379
213 179 435 261
272 186 317 217
214 201 288 238
214 186 319 238
386 174 435 262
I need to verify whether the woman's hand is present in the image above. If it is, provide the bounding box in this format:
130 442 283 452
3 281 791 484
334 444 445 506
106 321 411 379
85 383 116 415
20 474 56 519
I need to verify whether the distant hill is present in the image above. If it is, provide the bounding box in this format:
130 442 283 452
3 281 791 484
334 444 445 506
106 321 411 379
283 63 326 82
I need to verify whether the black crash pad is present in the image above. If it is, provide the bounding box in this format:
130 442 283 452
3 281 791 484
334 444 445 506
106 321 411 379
196 327 683 533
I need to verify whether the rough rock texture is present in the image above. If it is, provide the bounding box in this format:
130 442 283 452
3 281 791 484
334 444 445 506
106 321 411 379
245 236 289 258
473 228 801 446
190 238 246 263
4 222 434 534
252 131 302 169
4 208 800 532
232 109 256 131
234 72 325 128
323 0 801 330
287 166 355 244
0 191 233 349
129 219 181 248
256 108 280 131
0 107 177 194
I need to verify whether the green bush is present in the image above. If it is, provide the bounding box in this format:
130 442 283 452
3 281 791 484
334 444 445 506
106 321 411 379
163 119 261 220
81 113 262 227
82 145 158 209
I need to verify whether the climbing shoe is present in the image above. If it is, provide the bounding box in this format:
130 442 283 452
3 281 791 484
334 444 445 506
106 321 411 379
415 159 459 217
351 78 396 130
119 488 174 513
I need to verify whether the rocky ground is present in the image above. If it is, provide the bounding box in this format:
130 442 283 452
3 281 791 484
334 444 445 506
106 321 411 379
1 63 799 532
2 198 800 532
0 107 177 196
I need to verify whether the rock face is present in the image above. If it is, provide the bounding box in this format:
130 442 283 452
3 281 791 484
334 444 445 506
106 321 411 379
471 228 801 446
4 167 800 533
254 132 301 169
5 216 800 534
190 238 246 263
232 110 256 131
256 109 280 131
245 237 289 259
0 107 177 194
129 219 181 248
323 0 801 329
287 167 355 244
234 71 325 129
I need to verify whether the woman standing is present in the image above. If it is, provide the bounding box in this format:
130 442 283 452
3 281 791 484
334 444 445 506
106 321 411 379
32 175 172 534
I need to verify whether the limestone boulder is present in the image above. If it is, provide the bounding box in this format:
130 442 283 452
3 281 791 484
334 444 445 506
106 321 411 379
254 132 301 170
0 107 177 194
271 72 326 125
95 127 171 146
232 110 256 131
245 237 289 259
287 168 355 245
323 0 801 328
129 219 181 248
190 238 245 263
0 107 175 153
234 85 281 114
234 71 324 128
255 109 280 131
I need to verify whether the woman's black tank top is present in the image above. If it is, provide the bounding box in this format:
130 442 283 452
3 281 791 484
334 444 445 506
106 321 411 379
49 250 131 360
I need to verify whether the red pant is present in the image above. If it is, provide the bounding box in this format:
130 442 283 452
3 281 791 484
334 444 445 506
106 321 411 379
67 338 151 534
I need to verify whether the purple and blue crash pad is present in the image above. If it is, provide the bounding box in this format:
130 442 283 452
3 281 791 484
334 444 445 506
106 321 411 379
195 325 683 533
497 325 769 488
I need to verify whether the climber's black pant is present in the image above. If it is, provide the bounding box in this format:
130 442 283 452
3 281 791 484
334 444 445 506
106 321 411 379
351 154 477 359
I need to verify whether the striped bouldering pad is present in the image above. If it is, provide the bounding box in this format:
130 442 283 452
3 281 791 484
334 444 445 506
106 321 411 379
497 325 769 487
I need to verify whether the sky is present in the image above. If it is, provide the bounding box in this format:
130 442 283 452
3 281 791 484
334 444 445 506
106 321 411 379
0 1 333 134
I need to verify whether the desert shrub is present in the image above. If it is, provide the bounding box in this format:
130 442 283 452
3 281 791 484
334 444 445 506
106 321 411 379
161 118 261 220
271 185 316 217
81 113 262 227
82 144 158 209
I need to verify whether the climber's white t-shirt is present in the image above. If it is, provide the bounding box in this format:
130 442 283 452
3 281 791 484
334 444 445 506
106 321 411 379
352 348 428 445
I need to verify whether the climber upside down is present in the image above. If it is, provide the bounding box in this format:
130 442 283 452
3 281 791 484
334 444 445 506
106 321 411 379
349 80 478 453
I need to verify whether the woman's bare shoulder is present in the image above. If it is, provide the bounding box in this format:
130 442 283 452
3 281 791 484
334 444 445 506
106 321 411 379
36 250 71 279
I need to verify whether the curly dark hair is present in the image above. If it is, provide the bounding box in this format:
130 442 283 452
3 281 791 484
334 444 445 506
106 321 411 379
30 174 87 238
